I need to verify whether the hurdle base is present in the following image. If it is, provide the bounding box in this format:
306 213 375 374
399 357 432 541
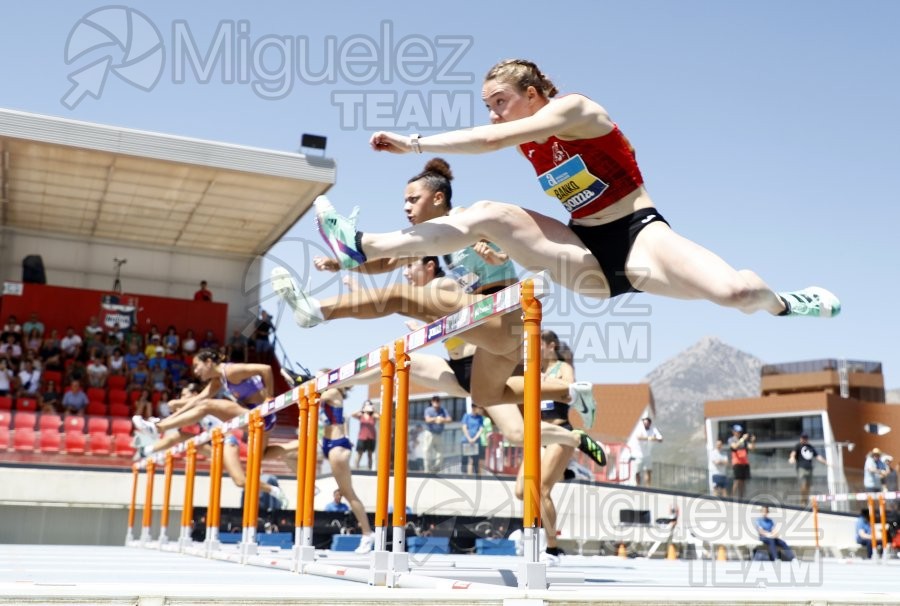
205 539 221 557
294 544 316 572
387 552 409 587
517 561 548 589
368 550 390 586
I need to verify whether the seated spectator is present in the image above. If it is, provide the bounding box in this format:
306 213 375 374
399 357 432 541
166 356 188 385
22 312 45 338
65 359 87 385
128 359 150 392
24 328 43 355
149 360 169 393
39 379 61 414
754 506 795 561
133 388 154 420
181 329 198 358
86 355 109 388
200 329 219 350
324 489 350 513
252 311 274 356
856 508 874 559
156 390 172 418
0 359 13 396
61 380 89 416
60 327 83 359
123 343 145 371
108 347 126 375
163 325 180 355
145 324 161 347
83 315 104 345
144 334 163 360
193 280 213 301
39 330 63 371
1 315 22 344
227 330 248 363
0 334 22 369
17 359 41 398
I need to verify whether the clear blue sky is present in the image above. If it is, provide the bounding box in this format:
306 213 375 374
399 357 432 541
2 2 899 411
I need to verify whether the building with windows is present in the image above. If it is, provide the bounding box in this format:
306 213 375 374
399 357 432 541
704 359 900 509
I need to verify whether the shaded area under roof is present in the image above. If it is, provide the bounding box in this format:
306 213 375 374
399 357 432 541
0 108 335 257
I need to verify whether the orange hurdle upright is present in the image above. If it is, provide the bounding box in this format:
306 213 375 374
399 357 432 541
159 451 174 544
205 428 225 552
141 459 156 543
388 339 411 583
293 386 310 569
127 464 139 543
301 386 320 550
374 347 395 553
518 277 546 589
179 441 197 549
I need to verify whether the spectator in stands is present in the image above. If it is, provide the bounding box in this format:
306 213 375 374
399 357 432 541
729 424 755 500
145 324 161 347
351 400 378 470
128 358 150 392
181 329 198 358
60 326 83 359
709 438 729 497
24 328 43 355
226 330 248 363
83 315 104 346
155 390 172 418
64 358 87 385
754 506 795 561
423 395 452 473
0 334 22 369
39 379 61 414
163 325 180 355
123 342 145 370
61 380 89 416
324 489 350 513
144 334 163 360
194 280 213 301
38 330 63 371
0 359 13 396
22 312 45 338
409 423 426 471
864 448 889 492
856 508 874 558
632 416 664 487
108 347 126 376
133 388 153 419
200 329 219 350
1 315 22 343
460 404 485 475
17 358 41 398
149 350 170 392
788 431 829 503
252 310 274 357
86 354 109 388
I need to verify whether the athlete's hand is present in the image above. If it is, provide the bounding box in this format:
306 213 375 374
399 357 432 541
473 240 508 266
313 256 341 272
370 131 411 153
404 319 423 332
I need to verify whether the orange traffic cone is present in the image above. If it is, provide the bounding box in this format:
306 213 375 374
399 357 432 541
667 543 678 560
618 542 628 558
717 545 728 561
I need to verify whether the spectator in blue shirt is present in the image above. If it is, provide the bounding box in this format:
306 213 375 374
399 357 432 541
460 404 485 475
324 489 350 513
423 396 451 473
856 508 874 558
123 343 145 370
61 380 89 416
754 506 795 561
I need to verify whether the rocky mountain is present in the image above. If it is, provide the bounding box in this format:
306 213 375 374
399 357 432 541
644 336 763 468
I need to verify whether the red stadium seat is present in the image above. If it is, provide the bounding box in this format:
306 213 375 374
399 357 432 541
108 389 128 406
0 426 8 450
109 403 131 418
87 387 107 404
85 402 107 416
38 414 62 433
107 375 127 390
0 412 10 428
87 417 109 434
111 418 132 436
16 398 38 412
39 430 62 453
42 370 63 385
87 433 112 455
113 434 135 457
0 396 12 410
13 428 36 452
63 416 85 433
13 412 36 431
64 430 86 454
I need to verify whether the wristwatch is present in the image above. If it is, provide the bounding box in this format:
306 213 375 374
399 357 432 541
409 133 422 154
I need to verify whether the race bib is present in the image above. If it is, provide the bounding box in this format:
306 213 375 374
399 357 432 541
538 154 608 214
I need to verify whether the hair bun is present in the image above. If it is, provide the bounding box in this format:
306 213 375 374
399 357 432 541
424 158 453 181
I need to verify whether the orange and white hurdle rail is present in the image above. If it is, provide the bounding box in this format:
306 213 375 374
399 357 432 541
127 272 550 588
812 490 898 559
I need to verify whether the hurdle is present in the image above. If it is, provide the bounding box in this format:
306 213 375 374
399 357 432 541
812 490 899 559
128 271 550 588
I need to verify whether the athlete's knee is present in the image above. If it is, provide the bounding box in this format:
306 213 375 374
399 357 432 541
502 427 524 446
514 484 524 501
229 476 246 489
468 200 522 231
710 279 763 310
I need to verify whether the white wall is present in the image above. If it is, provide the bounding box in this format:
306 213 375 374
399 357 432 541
0 226 271 335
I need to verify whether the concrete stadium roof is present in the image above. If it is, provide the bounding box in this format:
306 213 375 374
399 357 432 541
0 108 335 257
